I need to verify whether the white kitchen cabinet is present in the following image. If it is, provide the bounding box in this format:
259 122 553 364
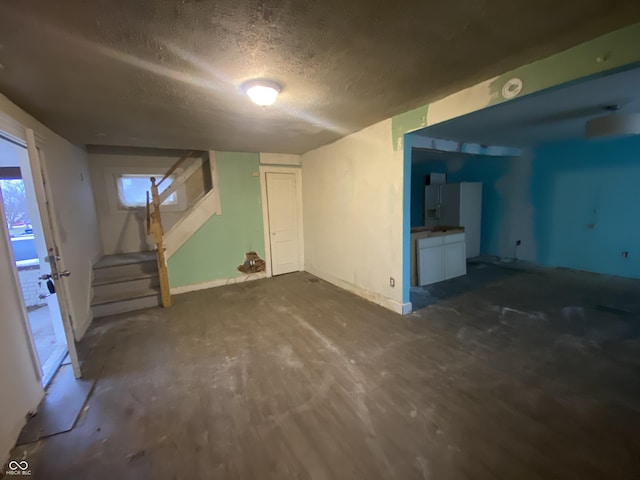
444 242 466 279
417 233 467 286
418 243 444 286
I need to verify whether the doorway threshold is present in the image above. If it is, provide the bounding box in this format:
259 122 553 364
40 345 67 388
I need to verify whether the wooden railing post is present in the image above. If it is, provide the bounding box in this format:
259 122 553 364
146 151 209 309
150 176 172 308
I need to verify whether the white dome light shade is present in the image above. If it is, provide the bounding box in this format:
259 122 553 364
242 79 282 106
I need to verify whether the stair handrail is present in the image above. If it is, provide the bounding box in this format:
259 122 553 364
149 176 172 308
145 150 209 309
157 150 195 187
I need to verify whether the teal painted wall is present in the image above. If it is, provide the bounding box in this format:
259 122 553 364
532 137 640 278
410 151 513 257
167 152 265 288
410 136 640 279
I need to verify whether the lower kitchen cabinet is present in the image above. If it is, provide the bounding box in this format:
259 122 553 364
417 233 467 286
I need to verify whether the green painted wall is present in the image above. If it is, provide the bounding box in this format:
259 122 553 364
391 105 429 150
167 152 265 288
488 23 640 104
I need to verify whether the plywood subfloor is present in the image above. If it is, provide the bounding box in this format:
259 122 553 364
11 268 640 479
16 365 95 445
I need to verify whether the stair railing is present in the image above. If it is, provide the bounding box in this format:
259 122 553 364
148 175 171 308
146 150 196 308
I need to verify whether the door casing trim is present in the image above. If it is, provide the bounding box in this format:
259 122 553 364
258 165 304 278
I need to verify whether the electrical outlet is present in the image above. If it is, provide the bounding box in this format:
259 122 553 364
515 240 522 246
389 277 395 287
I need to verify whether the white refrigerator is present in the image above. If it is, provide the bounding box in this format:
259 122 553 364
424 182 482 258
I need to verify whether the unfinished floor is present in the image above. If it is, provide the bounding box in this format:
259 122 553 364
9 266 640 479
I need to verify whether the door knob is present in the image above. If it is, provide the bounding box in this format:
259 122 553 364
41 270 71 280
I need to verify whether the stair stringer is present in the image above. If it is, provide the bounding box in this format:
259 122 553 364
164 151 221 259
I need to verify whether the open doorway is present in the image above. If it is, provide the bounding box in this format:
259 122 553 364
403 66 640 312
0 134 68 387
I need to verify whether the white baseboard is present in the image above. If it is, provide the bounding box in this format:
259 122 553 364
401 302 413 315
304 265 405 315
171 272 267 295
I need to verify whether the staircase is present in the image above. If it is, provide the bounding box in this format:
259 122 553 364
90 150 218 318
91 252 161 319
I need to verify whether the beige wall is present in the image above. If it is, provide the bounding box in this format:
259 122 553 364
88 147 186 255
302 119 405 313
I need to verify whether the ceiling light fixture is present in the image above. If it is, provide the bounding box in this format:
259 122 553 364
242 79 282 107
586 105 640 139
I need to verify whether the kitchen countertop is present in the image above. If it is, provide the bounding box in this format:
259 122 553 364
410 225 464 235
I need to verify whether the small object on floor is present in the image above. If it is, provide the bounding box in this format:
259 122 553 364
237 251 265 274
16 365 95 445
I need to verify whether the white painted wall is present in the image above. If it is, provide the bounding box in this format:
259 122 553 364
0 94 102 341
88 147 186 255
302 119 405 313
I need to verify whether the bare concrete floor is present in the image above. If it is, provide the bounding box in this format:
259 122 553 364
10 267 640 479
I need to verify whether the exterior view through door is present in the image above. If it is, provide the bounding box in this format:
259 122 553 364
264 170 303 276
0 131 76 386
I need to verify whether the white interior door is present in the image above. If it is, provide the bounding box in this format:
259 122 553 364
26 129 82 378
265 172 301 276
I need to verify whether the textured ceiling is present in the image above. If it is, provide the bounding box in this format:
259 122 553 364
414 67 640 148
0 1 638 154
